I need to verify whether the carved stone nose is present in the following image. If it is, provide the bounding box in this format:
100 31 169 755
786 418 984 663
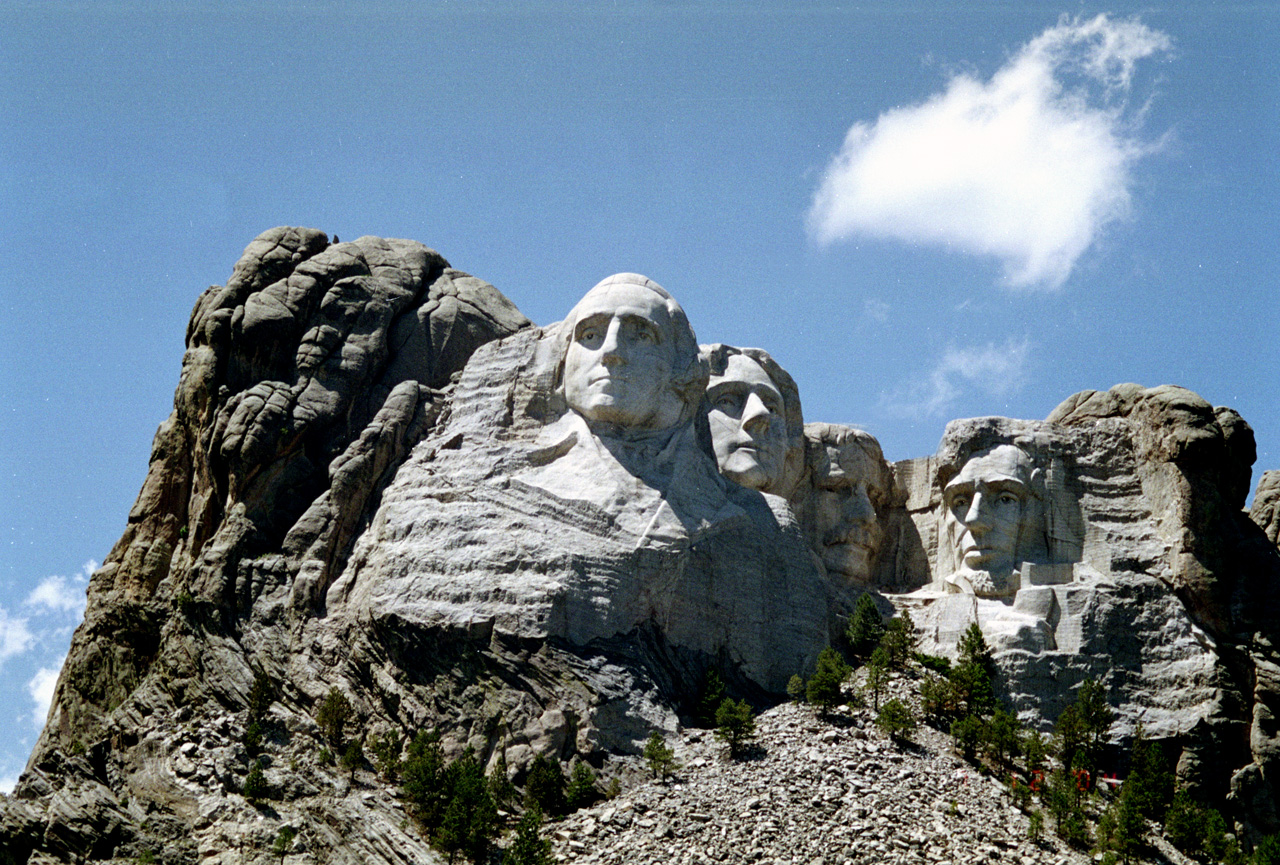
843 486 875 524
963 492 991 530
741 392 771 432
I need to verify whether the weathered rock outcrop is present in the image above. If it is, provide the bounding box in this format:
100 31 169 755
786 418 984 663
1252 470 1280 549
5 228 532 862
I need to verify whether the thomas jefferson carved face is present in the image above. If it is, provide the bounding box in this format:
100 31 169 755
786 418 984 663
562 278 686 433
707 353 789 492
943 444 1032 597
807 428 890 586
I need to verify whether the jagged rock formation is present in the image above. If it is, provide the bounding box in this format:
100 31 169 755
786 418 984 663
3 229 1279 862
3 228 532 862
1252 470 1280 549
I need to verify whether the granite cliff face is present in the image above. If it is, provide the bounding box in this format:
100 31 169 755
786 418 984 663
3 228 1278 863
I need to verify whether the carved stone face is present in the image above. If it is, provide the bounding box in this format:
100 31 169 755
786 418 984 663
943 444 1031 596
563 282 684 432
812 442 888 586
706 353 789 492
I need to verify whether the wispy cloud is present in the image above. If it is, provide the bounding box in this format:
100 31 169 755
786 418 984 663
881 338 1032 418
0 606 34 663
28 661 63 730
25 575 87 617
863 299 891 323
808 14 1171 289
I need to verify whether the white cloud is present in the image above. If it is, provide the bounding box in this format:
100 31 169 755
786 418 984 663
28 662 63 730
0 607 34 662
0 771 18 796
25 575 87 617
881 338 1032 418
808 14 1171 289
24 560 94 618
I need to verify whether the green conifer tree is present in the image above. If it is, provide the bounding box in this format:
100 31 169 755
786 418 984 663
642 731 679 781
880 611 916 669
506 806 553 865
524 754 568 817
696 669 728 727
864 646 890 711
876 698 916 742
315 687 353 746
713 698 756 758
565 761 599 811
846 593 885 658
806 647 851 716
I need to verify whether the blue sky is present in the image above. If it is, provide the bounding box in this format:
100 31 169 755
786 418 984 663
1 1 1276 790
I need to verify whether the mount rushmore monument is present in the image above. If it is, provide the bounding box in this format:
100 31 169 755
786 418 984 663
3 227 1278 861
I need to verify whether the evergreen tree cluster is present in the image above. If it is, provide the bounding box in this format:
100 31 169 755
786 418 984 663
695 669 760 759
919 623 1010 762
394 730 600 863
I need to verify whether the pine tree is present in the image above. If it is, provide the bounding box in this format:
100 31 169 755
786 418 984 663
985 706 1020 766
1022 728 1048 775
642 731 679 781
565 761 600 811
243 760 268 804
434 749 498 863
401 729 449 829
846 593 885 658
950 714 983 761
315 687 353 746
369 729 404 781
880 611 916 669
1056 678 1113 780
340 737 364 780
506 806 553 865
957 622 993 669
524 754 568 817
805 648 851 716
864 647 890 711
696 669 728 727
787 674 806 703
713 698 756 758
1124 724 1172 821
876 698 916 742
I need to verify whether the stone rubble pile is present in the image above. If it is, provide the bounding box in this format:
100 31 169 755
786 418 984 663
548 696 1093 865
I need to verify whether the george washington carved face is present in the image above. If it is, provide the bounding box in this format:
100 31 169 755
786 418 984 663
559 274 702 435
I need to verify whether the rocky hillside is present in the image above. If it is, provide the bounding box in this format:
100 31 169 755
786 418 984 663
2 227 1278 863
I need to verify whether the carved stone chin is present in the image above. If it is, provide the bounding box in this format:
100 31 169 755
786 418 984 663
945 566 1020 599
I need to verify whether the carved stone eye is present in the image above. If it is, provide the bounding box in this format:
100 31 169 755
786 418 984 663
715 394 738 410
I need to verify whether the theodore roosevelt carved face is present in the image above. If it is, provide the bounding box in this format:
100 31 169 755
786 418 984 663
804 424 891 586
559 274 704 436
942 444 1034 598
704 346 802 496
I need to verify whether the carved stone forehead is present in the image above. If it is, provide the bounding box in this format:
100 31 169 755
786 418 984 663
826 443 888 485
709 353 779 392
569 273 677 327
947 444 1033 490
805 424 888 488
